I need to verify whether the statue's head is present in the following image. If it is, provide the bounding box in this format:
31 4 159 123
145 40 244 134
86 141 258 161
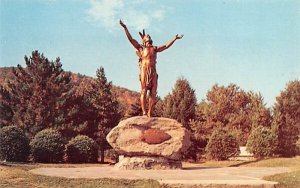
139 29 152 46
143 34 152 45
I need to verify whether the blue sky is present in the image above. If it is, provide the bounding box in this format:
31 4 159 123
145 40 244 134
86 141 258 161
1 0 299 107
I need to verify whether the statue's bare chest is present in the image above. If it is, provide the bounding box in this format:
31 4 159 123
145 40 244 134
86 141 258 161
142 47 157 58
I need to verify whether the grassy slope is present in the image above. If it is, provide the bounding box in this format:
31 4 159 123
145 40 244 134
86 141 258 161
242 157 300 188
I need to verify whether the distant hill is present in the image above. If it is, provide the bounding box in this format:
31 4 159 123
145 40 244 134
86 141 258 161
0 67 139 114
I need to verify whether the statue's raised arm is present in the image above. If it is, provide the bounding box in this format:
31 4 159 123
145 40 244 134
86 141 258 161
156 34 183 52
120 20 141 50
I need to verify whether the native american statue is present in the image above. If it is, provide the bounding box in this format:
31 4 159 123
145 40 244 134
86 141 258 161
120 20 183 117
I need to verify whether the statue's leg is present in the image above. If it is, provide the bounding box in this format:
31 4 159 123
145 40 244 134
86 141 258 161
140 72 147 116
140 88 147 116
148 74 157 117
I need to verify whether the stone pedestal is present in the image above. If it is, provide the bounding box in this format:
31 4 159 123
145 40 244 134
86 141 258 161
106 116 191 170
115 156 182 170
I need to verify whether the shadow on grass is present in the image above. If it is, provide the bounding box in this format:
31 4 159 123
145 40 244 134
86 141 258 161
229 159 260 167
182 166 220 170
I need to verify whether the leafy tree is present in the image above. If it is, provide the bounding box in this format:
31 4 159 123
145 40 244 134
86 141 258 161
84 67 121 163
248 92 272 128
205 128 240 160
163 78 197 129
2 51 73 137
200 84 271 145
246 126 277 158
273 80 300 156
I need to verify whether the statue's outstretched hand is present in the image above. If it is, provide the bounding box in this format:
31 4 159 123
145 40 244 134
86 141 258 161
175 34 184 40
120 20 126 28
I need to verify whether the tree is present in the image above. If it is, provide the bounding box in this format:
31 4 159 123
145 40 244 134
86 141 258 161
84 67 121 163
200 84 271 145
205 128 240 160
163 77 197 129
2 51 73 137
127 96 163 118
127 98 142 117
248 92 272 129
246 126 277 158
273 80 300 156
0 86 14 128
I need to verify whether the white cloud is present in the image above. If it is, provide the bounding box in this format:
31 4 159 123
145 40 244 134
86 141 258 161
86 0 167 31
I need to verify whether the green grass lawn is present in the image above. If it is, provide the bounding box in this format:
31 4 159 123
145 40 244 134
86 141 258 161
1 157 300 188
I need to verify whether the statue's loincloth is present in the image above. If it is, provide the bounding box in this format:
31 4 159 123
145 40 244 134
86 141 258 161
140 65 157 90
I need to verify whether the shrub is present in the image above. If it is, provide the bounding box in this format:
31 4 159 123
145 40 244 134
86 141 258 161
205 128 240 160
30 128 65 163
246 126 277 159
65 135 99 163
0 126 30 162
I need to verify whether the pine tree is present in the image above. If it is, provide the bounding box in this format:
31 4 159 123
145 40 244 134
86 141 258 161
127 98 142 117
84 67 121 163
163 78 197 129
3 51 73 137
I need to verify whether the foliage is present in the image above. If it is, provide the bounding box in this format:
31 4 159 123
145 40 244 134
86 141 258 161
273 80 300 156
163 77 197 129
30 128 65 163
65 135 99 163
1 51 74 137
246 126 277 158
184 119 208 161
84 67 121 163
126 97 164 118
127 98 142 117
0 126 30 162
0 86 14 128
205 128 240 160
199 84 271 145
105 149 119 163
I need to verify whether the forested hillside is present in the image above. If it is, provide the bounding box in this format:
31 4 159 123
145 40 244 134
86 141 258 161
0 66 139 114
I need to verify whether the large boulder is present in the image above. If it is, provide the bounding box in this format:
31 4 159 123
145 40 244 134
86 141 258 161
106 116 191 161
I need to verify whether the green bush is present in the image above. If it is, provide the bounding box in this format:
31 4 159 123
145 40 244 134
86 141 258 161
65 135 98 163
0 126 30 162
30 128 65 163
205 128 240 160
246 126 277 159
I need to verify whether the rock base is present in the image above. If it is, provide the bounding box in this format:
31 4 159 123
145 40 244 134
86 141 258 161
114 156 182 170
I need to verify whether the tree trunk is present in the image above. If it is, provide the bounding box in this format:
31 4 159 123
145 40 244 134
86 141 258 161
100 145 105 163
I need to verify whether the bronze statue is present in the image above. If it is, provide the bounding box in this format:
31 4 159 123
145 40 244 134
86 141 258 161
120 20 183 117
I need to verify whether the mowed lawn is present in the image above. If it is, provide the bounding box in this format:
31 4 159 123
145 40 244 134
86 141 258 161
1 157 299 188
